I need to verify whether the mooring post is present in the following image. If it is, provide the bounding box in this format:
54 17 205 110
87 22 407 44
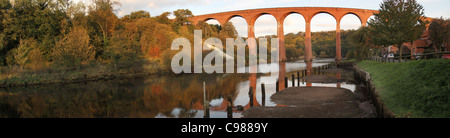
285 77 288 88
203 82 209 118
317 66 321 75
292 74 295 87
227 96 233 118
249 87 253 107
261 83 266 106
276 79 279 92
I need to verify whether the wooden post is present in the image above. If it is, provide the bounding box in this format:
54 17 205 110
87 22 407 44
203 82 209 118
285 77 288 88
276 79 279 92
227 96 232 118
249 87 253 107
301 70 305 77
292 74 295 87
261 83 266 106
297 72 300 87
318 66 321 75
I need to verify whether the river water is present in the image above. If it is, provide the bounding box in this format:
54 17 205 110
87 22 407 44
0 58 357 118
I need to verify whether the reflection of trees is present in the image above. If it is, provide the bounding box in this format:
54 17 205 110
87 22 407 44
0 74 248 118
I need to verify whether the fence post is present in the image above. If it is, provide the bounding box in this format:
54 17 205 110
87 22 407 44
291 74 295 87
285 77 288 88
203 82 209 118
249 87 253 107
318 66 321 75
276 79 279 92
297 72 300 87
261 83 266 106
227 96 233 118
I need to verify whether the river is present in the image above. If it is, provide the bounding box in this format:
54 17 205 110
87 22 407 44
0 58 358 118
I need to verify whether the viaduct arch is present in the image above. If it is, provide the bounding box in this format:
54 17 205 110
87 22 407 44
189 7 378 62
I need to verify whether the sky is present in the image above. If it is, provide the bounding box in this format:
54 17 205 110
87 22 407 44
74 0 450 37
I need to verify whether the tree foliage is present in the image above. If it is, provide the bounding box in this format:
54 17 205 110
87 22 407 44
53 26 94 68
428 17 450 52
368 0 427 61
350 27 372 61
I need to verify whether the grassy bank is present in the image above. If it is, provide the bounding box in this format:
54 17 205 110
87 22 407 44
0 60 170 88
357 59 450 117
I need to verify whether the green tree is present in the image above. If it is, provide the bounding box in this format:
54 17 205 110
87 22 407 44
350 27 372 61
173 9 193 29
428 17 450 52
0 0 68 63
155 12 171 24
88 0 120 59
124 10 150 21
368 0 427 61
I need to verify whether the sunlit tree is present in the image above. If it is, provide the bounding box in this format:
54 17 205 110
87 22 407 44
368 0 427 61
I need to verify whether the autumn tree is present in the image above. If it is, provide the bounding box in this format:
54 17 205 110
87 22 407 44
0 0 68 64
53 26 94 68
428 17 450 52
67 1 88 28
126 10 150 21
155 12 171 24
10 38 45 70
88 0 120 59
173 9 193 31
140 22 177 58
219 22 237 39
368 0 427 61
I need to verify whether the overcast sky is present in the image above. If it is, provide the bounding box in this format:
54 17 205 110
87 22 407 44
75 0 450 37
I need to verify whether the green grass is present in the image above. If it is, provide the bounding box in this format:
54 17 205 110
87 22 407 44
357 59 450 117
343 58 356 62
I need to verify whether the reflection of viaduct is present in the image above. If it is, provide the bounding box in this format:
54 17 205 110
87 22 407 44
190 7 378 62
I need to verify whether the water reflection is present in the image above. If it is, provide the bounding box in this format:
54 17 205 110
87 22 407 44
0 58 355 118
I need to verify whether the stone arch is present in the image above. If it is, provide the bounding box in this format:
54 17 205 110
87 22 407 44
310 12 337 32
283 12 306 34
340 12 362 25
310 11 337 23
249 13 276 27
254 13 278 37
227 15 248 37
340 13 363 30
225 15 246 24
204 18 220 24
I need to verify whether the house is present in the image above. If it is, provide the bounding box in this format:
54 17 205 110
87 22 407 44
382 29 450 57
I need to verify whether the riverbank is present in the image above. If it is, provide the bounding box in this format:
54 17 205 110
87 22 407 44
356 59 450 117
0 60 170 88
242 62 376 118
242 87 375 118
